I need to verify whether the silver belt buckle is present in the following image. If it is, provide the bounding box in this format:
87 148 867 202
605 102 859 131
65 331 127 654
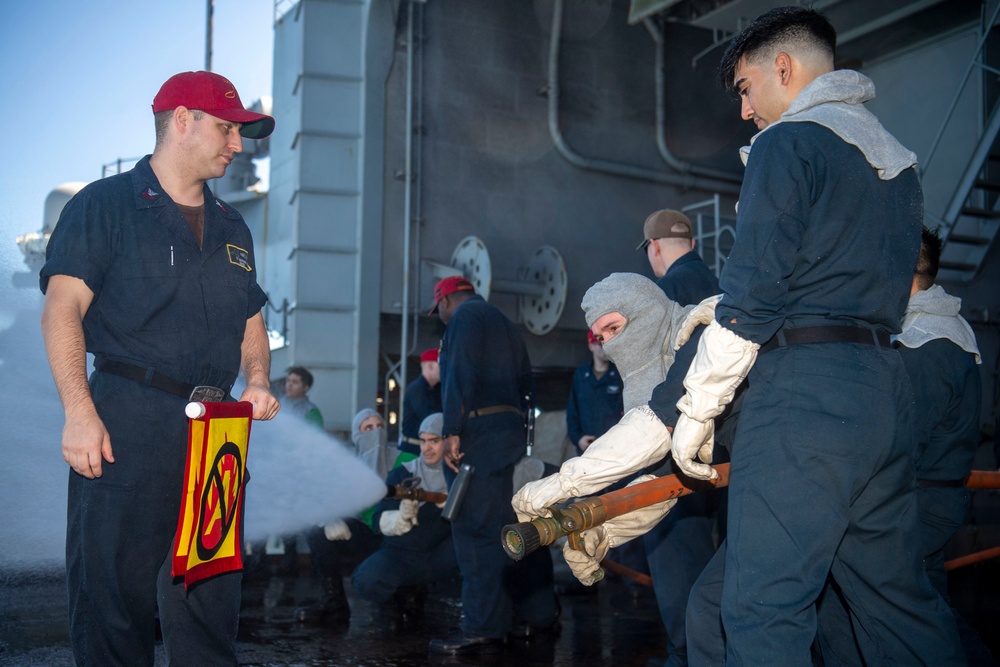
188 385 226 403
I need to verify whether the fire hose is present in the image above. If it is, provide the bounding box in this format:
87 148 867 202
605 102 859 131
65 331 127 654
944 470 1000 571
501 464 730 561
501 465 1000 575
386 481 448 506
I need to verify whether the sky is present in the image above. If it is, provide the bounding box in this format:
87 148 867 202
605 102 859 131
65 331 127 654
0 0 277 245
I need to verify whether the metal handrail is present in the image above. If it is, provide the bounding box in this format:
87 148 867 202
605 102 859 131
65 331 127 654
682 194 736 278
101 157 143 178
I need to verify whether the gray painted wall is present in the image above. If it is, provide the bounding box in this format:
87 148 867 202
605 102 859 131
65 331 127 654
379 0 750 377
264 0 393 432
260 0 1000 426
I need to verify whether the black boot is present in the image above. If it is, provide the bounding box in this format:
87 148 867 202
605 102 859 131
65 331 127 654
429 629 506 655
293 575 350 623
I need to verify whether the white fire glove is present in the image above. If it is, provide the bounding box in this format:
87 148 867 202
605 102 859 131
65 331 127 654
398 498 420 525
671 415 716 478
673 320 758 479
511 474 565 523
562 475 677 586
562 526 608 586
511 406 671 522
674 294 722 349
379 504 418 536
323 519 352 541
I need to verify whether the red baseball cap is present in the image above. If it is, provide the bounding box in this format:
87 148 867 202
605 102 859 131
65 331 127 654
152 71 275 139
428 276 475 314
420 348 439 363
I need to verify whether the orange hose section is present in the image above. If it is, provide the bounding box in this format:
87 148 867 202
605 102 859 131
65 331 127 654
388 486 448 505
593 467 995 525
417 490 449 505
592 463 731 524
591 467 1000 571
941 471 1000 570
600 558 654 587
582 467 998 571
964 470 1000 489
945 545 1000 571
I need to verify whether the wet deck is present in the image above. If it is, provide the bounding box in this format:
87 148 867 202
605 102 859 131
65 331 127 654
4 449 1000 667
2 550 670 667
3 541 1000 666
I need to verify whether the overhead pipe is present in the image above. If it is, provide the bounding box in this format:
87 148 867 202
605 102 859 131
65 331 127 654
644 19 743 186
547 0 742 196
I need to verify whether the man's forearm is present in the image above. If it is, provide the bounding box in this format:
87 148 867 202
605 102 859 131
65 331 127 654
241 312 271 387
238 312 279 420
41 280 96 418
42 277 114 477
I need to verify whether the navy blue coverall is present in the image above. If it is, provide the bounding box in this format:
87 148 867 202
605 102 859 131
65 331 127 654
565 362 623 454
706 122 962 664
399 374 442 458
649 324 748 667
904 339 982 594
816 335 988 666
655 249 720 308
647 252 725 667
352 465 458 602
439 294 556 638
40 156 267 666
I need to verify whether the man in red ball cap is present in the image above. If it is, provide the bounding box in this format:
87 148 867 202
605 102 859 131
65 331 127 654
40 71 278 666
397 347 443 463
152 70 276 139
426 275 558 654
427 275 476 316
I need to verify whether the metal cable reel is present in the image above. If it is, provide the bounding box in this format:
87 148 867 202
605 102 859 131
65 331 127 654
450 236 493 301
449 236 568 336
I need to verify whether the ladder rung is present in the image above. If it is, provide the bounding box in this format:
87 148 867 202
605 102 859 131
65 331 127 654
960 206 1000 219
948 233 992 246
974 179 1000 192
939 261 978 272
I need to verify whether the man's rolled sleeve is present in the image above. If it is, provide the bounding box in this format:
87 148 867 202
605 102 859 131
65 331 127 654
244 242 269 317
40 188 114 297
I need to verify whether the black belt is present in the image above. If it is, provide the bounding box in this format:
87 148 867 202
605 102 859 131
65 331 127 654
759 326 891 355
467 405 524 419
96 359 208 399
918 478 966 488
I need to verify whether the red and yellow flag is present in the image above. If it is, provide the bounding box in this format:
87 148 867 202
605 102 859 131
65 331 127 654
172 401 253 589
